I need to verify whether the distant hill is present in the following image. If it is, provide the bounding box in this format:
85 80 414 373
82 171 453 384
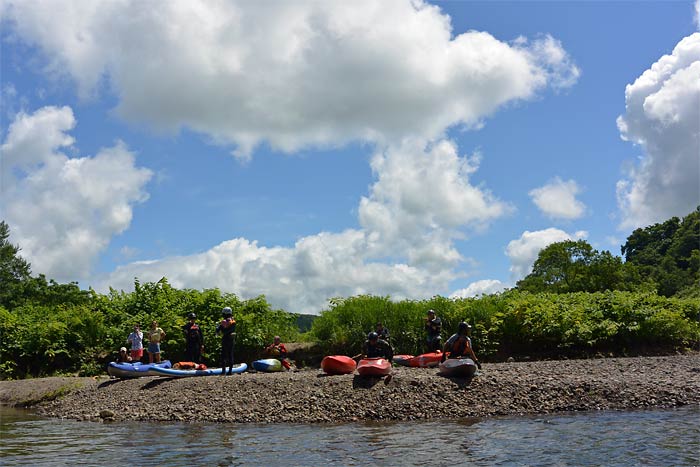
296 314 317 332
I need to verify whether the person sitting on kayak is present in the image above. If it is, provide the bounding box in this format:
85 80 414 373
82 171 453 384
182 312 204 364
424 309 442 352
360 332 394 362
375 322 390 342
216 307 237 375
442 322 481 369
265 336 291 370
117 347 132 363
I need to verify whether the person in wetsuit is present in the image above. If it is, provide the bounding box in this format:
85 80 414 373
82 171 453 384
361 332 393 362
182 312 204 363
216 307 236 375
442 322 482 369
424 309 442 352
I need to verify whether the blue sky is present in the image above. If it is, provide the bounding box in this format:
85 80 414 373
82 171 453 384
1 1 698 313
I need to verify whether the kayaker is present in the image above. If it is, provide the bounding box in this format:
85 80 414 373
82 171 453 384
442 322 481 369
117 347 132 363
375 322 390 342
126 324 143 362
424 309 442 352
216 307 236 375
182 312 204 363
147 320 166 363
265 336 291 370
361 332 394 362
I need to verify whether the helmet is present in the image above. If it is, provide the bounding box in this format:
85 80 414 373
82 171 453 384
427 309 436 315
187 313 196 319
120 347 127 352
222 307 233 317
458 322 471 332
368 331 379 340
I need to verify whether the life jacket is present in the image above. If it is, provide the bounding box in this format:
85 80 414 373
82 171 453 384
219 318 236 329
187 323 201 342
448 335 470 358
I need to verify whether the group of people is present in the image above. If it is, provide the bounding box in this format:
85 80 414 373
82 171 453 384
118 307 481 372
118 321 166 364
357 309 481 369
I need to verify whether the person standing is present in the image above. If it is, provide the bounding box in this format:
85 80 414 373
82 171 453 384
375 322 390 342
216 307 236 375
127 324 143 362
147 320 166 363
182 313 204 363
424 309 442 352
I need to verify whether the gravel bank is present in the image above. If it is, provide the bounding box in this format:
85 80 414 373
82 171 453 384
2 354 699 423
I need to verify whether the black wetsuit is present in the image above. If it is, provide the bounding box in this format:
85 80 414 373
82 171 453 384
363 339 394 362
216 318 236 373
183 321 204 363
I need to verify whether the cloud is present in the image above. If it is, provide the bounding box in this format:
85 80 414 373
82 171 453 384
0 106 152 280
529 177 586 220
505 228 588 281
450 279 506 298
96 138 509 313
616 33 700 229
1 0 579 160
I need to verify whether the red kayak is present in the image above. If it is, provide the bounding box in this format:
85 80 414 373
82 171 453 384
321 355 357 375
357 357 392 376
393 354 414 367
409 351 442 368
438 357 477 377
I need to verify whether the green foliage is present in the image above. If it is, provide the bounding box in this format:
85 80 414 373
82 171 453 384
309 291 700 359
622 207 700 296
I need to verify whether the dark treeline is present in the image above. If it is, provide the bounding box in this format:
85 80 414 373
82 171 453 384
0 208 698 379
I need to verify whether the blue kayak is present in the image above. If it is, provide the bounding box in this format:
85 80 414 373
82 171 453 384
252 359 283 372
151 363 247 377
107 360 172 378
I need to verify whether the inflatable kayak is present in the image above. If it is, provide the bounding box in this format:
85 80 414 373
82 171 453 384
321 355 357 375
107 360 172 378
356 357 392 376
393 354 414 367
252 358 283 372
151 363 247 377
409 351 442 368
438 358 477 377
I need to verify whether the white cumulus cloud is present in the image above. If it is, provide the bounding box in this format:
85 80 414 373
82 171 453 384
0 106 153 281
616 33 700 229
1 0 579 160
529 177 586 220
450 279 507 298
505 228 588 281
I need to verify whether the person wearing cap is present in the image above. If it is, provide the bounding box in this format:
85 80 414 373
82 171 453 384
126 324 143 362
442 322 481 369
216 307 236 375
182 312 204 363
117 346 132 363
360 331 393 362
424 309 443 352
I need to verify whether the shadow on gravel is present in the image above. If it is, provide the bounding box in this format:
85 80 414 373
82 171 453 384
352 375 384 389
141 378 175 390
98 379 122 389
439 375 475 389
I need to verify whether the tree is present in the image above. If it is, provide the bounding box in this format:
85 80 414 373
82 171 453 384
516 240 637 294
0 221 32 309
622 207 700 296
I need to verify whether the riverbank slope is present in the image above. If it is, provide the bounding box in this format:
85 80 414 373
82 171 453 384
1 354 698 423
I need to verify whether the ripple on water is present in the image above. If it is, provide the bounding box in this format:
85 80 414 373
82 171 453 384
1 406 698 466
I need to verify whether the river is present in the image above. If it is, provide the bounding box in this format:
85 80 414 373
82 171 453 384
1 405 698 466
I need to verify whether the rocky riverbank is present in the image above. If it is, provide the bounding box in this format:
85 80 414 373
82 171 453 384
1 354 699 424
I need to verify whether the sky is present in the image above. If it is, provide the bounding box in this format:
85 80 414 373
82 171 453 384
1 0 698 314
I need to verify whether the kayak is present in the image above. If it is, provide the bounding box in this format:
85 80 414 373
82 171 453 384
409 351 442 368
438 358 477 377
356 357 391 376
393 354 414 367
252 358 284 372
107 360 172 378
321 355 356 375
151 363 247 377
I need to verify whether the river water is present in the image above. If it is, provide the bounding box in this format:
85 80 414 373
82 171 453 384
1 405 698 466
